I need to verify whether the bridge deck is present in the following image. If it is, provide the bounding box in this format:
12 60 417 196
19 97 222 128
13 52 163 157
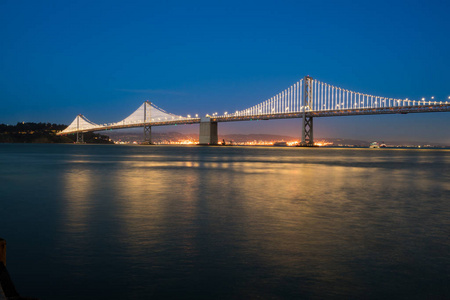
58 103 450 135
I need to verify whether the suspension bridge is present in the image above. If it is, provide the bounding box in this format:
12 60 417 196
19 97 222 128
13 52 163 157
57 76 450 145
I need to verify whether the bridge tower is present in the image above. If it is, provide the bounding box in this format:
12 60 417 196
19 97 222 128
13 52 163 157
300 76 314 147
75 115 84 143
143 101 152 144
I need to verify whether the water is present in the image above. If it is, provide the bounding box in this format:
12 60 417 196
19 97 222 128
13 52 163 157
0 144 449 299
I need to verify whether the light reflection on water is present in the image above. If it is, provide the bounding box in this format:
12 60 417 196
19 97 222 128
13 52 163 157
0 144 449 299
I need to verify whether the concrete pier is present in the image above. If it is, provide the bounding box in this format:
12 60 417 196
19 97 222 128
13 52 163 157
199 117 218 145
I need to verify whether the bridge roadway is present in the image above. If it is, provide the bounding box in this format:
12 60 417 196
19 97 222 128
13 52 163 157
57 76 450 145
59 103 450 145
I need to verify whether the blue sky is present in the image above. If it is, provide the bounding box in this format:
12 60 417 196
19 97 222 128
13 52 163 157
1 0 449 142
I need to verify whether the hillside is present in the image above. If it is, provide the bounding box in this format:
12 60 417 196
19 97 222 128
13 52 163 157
0 122 113 144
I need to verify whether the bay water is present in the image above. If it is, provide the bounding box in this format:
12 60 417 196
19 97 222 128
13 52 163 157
0 144 449 299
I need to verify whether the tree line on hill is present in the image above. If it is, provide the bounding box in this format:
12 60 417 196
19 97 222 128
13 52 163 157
0 122 112 144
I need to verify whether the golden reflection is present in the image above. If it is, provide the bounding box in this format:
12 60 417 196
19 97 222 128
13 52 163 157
60 166 99 266
60 148 449 296
62 168 95 234
191 154 449 292
113 161 201 257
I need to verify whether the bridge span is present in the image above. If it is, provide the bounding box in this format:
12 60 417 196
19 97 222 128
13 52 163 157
58 76 450 145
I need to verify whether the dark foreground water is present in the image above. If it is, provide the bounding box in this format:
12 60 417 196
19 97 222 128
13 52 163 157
0 144 449 299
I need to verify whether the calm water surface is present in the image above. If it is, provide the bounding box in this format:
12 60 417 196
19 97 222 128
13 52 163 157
0 144 449 299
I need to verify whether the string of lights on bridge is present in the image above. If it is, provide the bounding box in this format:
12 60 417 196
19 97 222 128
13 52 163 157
212 78 449 118
58 77 450 135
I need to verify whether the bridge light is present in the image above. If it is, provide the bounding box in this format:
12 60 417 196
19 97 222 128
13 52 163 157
422 98 425 101
224 112 228 115
195 114 198 117
187 115 191 118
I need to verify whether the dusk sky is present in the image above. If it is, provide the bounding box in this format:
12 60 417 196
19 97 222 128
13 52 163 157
1 0 449 143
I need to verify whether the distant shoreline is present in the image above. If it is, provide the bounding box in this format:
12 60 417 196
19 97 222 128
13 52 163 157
1 122 448 148
1 143 448 150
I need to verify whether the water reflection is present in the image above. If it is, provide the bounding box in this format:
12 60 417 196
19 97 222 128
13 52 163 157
63 168 94 233
55 147 450 299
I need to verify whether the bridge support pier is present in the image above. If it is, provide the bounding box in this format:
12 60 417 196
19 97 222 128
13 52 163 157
76 132 84 143
199 117 218 145
143 125 152 145
299 116 314 146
